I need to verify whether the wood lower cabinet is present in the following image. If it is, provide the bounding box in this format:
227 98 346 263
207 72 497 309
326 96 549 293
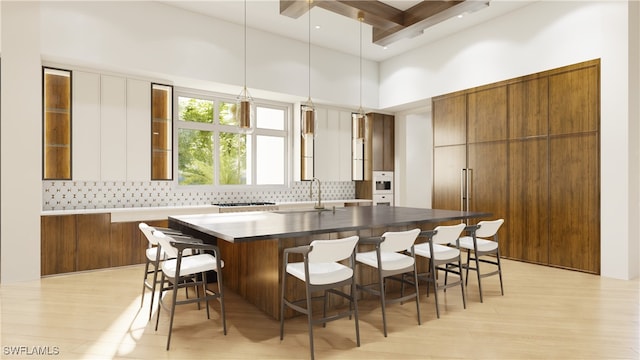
432 59 600 274
110 221 147 267
41 214 168 276
41 215 77 276
76 214 111 271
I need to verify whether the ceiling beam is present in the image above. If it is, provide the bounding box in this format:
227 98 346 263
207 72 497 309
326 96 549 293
317 1 404 31
279 0 490 46
374 0 490 46
280 0 316 18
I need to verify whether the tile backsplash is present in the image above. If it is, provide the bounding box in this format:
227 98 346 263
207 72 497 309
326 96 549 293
42 181 355 211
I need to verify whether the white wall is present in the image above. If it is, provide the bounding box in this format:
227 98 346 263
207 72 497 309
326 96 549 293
379 1 639 280
1 2 42 282
631 0 640 279
38 1 379 111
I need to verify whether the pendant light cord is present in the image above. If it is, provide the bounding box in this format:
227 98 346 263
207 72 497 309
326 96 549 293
359 15 363 113
244 0 246 88
307 1 312 104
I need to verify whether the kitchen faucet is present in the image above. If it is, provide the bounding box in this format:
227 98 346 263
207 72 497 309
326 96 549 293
310 177 324 210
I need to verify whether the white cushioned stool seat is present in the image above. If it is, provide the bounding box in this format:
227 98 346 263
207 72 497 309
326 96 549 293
355 250 415 272
458 236 499 252
161 254 223 278
414 242 460 261
287 262 353 285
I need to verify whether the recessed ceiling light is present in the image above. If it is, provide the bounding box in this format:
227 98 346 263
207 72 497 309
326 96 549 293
315 25 321 29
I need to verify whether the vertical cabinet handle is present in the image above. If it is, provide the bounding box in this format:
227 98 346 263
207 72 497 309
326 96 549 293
460 169 466 211
466 168 472 212
460 168 473 212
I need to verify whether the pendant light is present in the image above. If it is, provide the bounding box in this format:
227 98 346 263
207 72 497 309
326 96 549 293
301 0 316 139
236 0 254 134
352 12 366 140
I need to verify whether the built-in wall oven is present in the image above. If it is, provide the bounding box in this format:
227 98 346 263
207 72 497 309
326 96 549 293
372 171 393 205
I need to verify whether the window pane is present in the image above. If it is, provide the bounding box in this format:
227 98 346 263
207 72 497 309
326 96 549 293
178 129 213 185
256 135 284 185
219 101 238 126
178 96 213 123
219 132 249 185
256 106 285 130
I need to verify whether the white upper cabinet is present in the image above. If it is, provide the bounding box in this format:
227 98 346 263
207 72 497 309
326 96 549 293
72 70 153 182
337 110 352 181
72 71 101 180
314 108 331 179
126 79 151 181
100 75 128 180
314 107 352 181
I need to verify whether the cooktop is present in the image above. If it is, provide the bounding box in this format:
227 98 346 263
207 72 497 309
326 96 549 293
212 202 276 207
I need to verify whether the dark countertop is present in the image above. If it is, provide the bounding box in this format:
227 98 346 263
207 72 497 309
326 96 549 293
168 206 491 243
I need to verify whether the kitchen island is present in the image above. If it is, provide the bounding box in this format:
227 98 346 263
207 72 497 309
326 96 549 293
169 206 490 319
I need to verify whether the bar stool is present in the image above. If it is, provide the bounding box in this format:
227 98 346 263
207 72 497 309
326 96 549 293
414 223 467 318
459 219 505 302
355 228 421 337
280 236 360 360
138 223 191 320
152 230 226 350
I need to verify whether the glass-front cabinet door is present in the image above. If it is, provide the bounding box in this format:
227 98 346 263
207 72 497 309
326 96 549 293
43 67 72 180
151 83 173 180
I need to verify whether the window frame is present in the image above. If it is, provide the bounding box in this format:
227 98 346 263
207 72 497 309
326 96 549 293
173 87 291 190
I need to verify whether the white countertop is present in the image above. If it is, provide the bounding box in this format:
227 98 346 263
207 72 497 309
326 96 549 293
41 199 372 222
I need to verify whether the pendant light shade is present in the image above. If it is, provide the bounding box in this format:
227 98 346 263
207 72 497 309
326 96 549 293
237 87 254 133
237 0 254 134
301 103 315 137
301 0 316 139
353 112 365 140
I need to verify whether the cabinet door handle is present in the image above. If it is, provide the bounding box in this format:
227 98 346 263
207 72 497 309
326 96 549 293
466 168 472 212
460 169 466 211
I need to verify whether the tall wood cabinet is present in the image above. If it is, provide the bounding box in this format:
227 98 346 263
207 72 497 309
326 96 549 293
355 112 394 199
432 59 600 274
371 112 395 172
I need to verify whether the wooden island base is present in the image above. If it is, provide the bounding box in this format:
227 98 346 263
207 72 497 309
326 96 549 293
169 206 490 320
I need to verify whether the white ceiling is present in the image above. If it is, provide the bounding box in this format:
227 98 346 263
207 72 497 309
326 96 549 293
160 0 535 62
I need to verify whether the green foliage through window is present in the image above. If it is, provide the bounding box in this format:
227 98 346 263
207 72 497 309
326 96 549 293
176 92 287 187
178 129 213 185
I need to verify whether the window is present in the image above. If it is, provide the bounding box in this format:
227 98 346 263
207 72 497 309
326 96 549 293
175 90 288 187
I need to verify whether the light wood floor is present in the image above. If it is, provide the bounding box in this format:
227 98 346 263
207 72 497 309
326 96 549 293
1 259 638 359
